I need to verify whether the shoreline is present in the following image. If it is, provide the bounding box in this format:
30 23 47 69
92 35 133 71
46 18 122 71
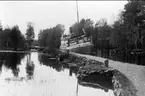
66 52 141 96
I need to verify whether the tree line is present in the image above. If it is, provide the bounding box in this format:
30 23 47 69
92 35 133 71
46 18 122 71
69 0 145 52
38 24 64 54
1 0 144 53
0 22 35 50
0 21 64 52
0 25 26 50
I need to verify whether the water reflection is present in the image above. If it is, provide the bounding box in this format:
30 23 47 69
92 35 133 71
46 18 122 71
78 72 113 93
0 52 25 77
38 53 114 95
38 53 79 75
26 53 35 80
0 60 3 74
38 54 65 72
69 67 78 76
0 52 114 96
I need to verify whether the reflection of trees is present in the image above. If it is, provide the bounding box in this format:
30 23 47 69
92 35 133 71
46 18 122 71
38 54 64 72
11 53 20 77
26 53 35 80
38 53 79 76
0 61 3 74
0 52 26 77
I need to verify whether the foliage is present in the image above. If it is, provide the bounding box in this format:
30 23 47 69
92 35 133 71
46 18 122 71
38 24 64 52
110 0 145 50
0 21 2 31
31 40 38 46
70 18 93 38
68 1 145 51
25 22 35 47
0 25 26 50
96 18 112 39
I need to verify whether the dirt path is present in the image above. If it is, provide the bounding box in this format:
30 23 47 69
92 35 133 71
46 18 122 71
70 52 145 96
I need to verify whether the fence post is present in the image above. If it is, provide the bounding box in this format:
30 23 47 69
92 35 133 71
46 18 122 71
104 60 109 67
68 39 70 47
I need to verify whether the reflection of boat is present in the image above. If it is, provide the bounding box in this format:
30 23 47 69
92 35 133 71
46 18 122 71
38 54 64 71
39 49 69 61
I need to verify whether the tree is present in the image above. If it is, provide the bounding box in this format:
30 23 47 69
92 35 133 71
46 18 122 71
91 27 98 49
0 28 11 48
0 21 2 31
10 26 26 50
25 22 35 47
70 18 94 38
123 1 145 48
38 24 65 53
70 22 79 38
0 25 26 50
10 26 21 50
96 19 112 39
109 0 145 50
90 19 112 50
84 19 94 37
55 24 65 36
110 20 129 49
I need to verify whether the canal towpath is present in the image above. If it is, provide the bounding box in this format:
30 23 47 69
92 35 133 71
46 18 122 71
70 52 145 96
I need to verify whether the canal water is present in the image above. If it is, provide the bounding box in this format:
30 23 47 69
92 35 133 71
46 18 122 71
0 52 114 96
